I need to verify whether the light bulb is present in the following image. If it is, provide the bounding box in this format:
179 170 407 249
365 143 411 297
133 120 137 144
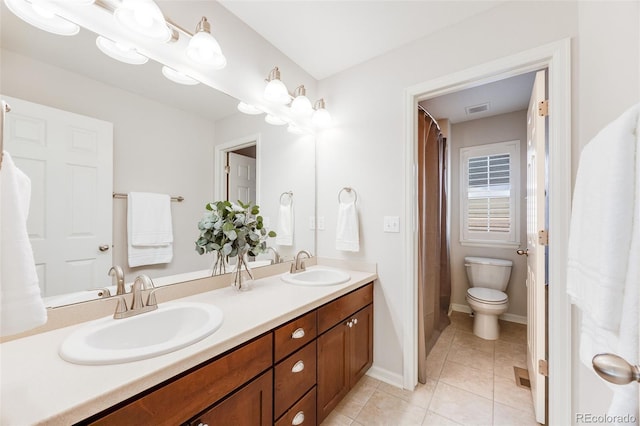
4 0 79 36
312 99 332 128
114 0 171 42
187 17 226 69
263 67 290 104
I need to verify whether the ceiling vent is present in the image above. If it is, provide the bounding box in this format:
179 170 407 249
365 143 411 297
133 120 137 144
465 102 490 115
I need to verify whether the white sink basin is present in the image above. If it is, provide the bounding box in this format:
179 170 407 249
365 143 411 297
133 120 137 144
59 302 224 365
281 267 351 286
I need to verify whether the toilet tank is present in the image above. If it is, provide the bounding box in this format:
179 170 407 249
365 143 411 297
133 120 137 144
464 257 513 291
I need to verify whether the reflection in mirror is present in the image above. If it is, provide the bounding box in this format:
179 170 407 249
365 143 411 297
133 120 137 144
0 3 316 308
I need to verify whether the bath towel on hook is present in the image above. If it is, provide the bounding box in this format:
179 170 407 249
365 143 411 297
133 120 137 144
336 187 359 252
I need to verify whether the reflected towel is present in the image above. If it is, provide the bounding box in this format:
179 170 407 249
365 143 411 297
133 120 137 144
336 200 359 252
127 192 173 267
276 200 294 246
567 103 639 422
0 151 47 336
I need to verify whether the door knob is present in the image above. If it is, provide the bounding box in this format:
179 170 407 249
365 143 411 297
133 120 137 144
98 244 110 252
592 353 640 385
516 248 529 256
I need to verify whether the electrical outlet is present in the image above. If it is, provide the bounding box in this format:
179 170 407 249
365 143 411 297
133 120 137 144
309 216 316 230
317 216 325 230
383 216 400 233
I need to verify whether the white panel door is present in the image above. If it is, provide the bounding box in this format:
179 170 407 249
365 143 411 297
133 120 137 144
3 96 113 296
525 70 547 423
227 152 256 204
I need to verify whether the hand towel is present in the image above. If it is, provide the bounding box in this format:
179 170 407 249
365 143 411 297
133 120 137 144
336 200 359 252
276 200 294 246
127 192 173 267
0 151 47 336
566 103 639 422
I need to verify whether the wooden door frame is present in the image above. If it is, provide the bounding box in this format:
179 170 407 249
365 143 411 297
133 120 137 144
402 38 572 425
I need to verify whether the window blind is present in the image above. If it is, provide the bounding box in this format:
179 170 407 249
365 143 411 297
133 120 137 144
466 153 511 233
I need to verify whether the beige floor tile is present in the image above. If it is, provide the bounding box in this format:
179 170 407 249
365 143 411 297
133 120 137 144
429 382 493 426
426 344 448 379
452 330 495 354
334 376 381 419
446 343 495 374
493 375 535 414
354 389 427 426
450 312 474 333
494 348 528 380
493 401 541 426
321 410 354 426
439 360 494 399
422 410 463 425
378 379 437 409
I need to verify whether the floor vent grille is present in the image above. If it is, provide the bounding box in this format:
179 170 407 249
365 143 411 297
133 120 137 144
514 366 531 389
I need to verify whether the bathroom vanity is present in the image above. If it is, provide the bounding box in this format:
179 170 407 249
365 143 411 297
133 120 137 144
0 261 376 425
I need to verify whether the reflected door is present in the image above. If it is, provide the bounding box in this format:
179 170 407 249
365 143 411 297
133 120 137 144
227 152 256 204
3 96 113 296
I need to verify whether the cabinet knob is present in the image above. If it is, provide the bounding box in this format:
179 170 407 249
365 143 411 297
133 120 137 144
347 320 353 328
352 318 358 325
292 411 305 425
196 422 208 426
291 360 305 373
291 327 305 339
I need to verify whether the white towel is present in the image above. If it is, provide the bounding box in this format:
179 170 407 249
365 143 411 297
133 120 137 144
127 192 173 267
336 200 359 252
276 200 294 246
0 151 47 336
566 103 639 421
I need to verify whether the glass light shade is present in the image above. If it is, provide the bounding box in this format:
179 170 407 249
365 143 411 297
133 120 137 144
265 114 287 126
96 36 148 65
187 32 226 69
4 0 79 36
312 108 332 128
263 79 290 104
161 66 199 85
237 102 263 115
291 95 313 116
114 0 171 42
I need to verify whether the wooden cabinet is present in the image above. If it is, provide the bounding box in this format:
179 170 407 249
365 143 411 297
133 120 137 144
317 285 374 423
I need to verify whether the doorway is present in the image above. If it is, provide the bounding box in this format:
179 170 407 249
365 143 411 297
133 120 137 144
402 39 572 425
214 134 260 206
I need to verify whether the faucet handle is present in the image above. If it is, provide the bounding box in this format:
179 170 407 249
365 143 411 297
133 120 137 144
146 289 159 307
113 296 128 318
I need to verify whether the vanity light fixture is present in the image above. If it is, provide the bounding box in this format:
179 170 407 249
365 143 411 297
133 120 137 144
237 102 263 115
114 0 171 42
287 124 307 135
263 67 291 105
96 36 149 65
312 98 332 128
161 66 199 85
290 85 313 116
265 114 288 126
4 0 80 36
186 17 226 69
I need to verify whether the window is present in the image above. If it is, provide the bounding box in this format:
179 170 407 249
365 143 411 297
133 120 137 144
460 140 520 247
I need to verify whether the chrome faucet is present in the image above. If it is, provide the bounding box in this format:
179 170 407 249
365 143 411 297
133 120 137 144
267 246 281 264
114 275 158 319
290 250 312 274
108 265 126 295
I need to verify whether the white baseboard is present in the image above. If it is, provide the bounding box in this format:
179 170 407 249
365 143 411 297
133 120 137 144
450 303 527 325
366 364 404 389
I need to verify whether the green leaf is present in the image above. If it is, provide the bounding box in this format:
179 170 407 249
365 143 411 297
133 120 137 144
268 231 277 238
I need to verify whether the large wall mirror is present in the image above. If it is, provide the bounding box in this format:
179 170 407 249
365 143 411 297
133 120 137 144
0 3 316 308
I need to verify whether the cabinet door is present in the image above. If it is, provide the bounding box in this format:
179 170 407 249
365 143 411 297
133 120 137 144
317 321 350 423
349 304 373 387
191 370 273 426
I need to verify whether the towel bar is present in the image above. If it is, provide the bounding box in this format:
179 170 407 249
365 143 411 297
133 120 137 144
113 192 184 202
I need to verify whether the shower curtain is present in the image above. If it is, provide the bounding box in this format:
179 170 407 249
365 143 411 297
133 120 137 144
417 107 451 384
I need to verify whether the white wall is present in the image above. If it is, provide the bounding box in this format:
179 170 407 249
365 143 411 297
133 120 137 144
449 111 528 319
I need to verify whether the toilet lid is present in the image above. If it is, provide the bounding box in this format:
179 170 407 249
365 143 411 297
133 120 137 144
467 288 508 304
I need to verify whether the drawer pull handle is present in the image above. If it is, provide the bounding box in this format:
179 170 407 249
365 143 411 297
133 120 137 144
347 320 353 328
292 411 305 425
197 422 208 426
352 318 358 325
292 328 305 339
291 360 305 373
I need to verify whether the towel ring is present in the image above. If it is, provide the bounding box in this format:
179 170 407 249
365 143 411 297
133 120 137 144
338 187 357 204
280 191 293 206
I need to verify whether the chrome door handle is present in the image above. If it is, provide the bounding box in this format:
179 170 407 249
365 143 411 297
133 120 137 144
592 353 640 385
516 248 529 256
99 244 110 252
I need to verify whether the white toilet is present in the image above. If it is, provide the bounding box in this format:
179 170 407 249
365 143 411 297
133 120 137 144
464 256 513 340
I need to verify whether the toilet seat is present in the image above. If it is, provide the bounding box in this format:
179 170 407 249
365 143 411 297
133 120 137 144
467 287 508 304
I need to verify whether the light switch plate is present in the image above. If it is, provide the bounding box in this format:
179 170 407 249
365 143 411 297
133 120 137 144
383 216 400 233
309 216 316 230
317 216 325 231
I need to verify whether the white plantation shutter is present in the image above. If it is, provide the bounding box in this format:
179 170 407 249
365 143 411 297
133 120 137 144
460 141 520 246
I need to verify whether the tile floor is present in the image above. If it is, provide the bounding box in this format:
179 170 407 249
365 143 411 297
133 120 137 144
320 311 541 426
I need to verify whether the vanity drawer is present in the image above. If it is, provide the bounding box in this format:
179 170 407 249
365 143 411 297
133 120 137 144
317 283 373 334
274 340 317 419
88 333 272 425
275 386 316 426
274 310 317 362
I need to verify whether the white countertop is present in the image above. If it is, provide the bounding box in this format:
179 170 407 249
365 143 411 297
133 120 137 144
0 264 377 425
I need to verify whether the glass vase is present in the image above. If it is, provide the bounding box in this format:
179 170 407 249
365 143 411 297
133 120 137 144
211 251 229 276
231 250 254 291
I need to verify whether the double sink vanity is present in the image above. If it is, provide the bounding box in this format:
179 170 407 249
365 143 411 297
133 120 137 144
0 258 377 425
